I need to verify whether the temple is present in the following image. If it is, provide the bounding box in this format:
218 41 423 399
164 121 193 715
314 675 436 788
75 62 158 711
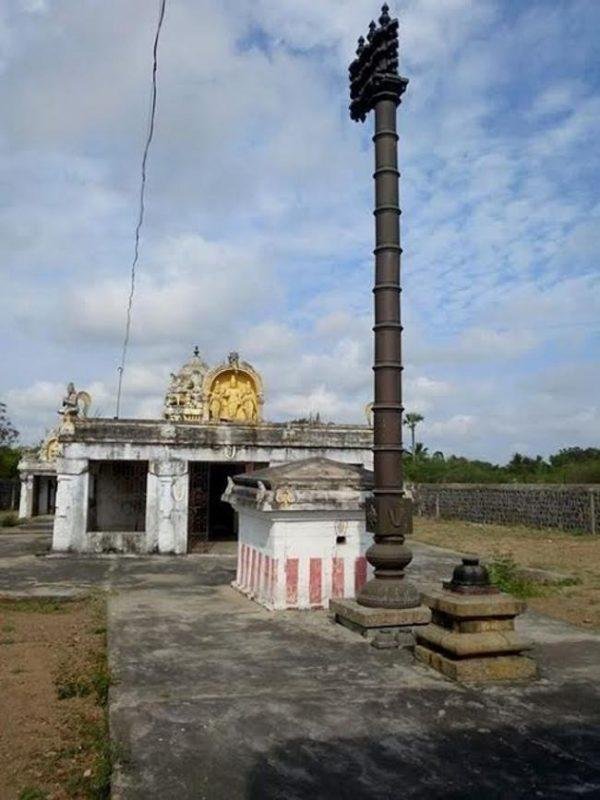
18 349 372 554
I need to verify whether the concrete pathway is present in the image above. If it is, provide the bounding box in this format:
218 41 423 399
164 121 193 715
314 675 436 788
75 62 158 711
1 531 600 799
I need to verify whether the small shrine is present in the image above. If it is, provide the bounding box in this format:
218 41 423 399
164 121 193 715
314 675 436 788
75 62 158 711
164 349 263 424
224 458 374 610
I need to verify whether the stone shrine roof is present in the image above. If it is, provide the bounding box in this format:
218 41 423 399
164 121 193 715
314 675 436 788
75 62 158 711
225 457 373 512
233 457 373 491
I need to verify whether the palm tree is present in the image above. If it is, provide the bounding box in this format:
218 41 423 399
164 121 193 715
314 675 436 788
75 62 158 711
404 412 424 462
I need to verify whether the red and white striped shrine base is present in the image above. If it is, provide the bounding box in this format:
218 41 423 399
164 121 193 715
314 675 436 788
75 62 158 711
233 543 371 610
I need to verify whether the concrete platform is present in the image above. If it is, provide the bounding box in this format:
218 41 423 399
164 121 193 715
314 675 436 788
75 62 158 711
1 532 600 798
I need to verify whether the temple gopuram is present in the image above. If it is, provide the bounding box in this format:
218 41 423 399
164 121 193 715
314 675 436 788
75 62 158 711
18 349 372 554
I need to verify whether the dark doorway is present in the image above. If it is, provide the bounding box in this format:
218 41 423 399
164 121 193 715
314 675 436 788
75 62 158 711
32 476 57 516
188 462 267 552
188 462 210 550
87 461 147 532
208 463 247 542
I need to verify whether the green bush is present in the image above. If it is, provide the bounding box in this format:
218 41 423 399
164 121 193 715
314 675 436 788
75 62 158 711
487 554 544 599
0 445 21 478
1 512 20 528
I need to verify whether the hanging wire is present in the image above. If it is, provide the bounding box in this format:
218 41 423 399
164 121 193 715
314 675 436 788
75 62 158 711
115 0 167 418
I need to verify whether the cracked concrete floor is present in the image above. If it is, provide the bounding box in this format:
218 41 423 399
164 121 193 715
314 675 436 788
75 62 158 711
1 531 600 799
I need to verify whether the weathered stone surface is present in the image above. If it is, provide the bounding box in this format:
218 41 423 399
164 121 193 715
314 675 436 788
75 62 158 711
451 617 514 633
415 644 538 683
418 582 537 683
412 482 600 534
60 418 373 452
422 588 526 619
86 531 147 555
330 598 431 628
416 623 532 657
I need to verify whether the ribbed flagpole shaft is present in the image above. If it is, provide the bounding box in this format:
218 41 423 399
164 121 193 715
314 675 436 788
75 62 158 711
373 98 403 498
356 92 419 609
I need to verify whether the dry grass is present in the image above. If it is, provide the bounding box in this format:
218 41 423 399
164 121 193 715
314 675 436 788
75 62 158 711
413 517 600 630
0 596 111 800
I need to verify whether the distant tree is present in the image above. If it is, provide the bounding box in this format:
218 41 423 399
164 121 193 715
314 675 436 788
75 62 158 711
0 403 18 446
404 442 600 484
404 412 424 462
506 452 547 479
405 444 600 485
0 403 20 479
549 447 600 467
414 442 429 458
289 412 324 425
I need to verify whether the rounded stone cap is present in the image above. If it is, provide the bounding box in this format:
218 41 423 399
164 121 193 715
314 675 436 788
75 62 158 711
444 557 497 595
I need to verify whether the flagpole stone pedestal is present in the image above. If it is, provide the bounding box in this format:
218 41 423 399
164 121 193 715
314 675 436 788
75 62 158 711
330 599 431 647
415 558 537 683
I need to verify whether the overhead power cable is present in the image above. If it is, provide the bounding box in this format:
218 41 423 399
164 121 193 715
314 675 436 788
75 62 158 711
115 0 167 418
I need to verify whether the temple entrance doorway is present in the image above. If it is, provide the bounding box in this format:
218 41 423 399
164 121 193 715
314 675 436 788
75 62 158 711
32 475 57 516
187 462 267 552
87 461 147 533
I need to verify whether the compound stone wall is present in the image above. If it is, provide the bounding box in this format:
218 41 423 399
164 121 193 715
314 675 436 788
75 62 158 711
411 483 600 534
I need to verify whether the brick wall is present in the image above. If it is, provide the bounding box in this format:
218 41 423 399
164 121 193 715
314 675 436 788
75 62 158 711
411 483 600 534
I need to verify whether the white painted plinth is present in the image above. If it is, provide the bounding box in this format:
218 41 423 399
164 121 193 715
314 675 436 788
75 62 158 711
224 457 374 611
232 509 372 610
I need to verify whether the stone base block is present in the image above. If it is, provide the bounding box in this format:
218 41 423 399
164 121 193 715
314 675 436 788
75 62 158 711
330 598 431 644
414 644 538 684
422 588 526 619
417 623 532 657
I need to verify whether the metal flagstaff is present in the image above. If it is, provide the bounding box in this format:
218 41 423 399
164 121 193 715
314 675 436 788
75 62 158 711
349 4 419 609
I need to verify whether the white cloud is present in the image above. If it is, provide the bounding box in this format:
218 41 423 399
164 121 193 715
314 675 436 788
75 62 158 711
428 414 477 439
58 234 276 347
1 0 598 461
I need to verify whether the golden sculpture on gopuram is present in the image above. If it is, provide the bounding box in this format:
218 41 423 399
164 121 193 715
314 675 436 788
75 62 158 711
163 349 263 423
208 371 259 422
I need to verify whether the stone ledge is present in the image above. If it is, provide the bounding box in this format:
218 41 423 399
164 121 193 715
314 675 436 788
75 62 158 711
451 618 514 633
415 644 538 684
416 623 532 657
330 598 431 629
422 588 526 619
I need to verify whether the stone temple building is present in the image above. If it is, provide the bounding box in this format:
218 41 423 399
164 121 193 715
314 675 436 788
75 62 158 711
19 350 372 554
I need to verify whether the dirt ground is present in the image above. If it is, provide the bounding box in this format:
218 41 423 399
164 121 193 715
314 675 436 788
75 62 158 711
0 597 109 800
413 517 600 631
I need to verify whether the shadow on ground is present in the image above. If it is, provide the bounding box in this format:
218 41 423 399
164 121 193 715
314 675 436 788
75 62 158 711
246 720 600 799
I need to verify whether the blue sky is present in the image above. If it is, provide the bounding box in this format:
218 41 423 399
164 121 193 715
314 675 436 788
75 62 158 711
1 0 598 461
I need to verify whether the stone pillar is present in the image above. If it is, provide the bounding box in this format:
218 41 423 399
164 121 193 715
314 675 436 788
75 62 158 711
52 459 89 552
147 459 189 554
19 474 34 519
